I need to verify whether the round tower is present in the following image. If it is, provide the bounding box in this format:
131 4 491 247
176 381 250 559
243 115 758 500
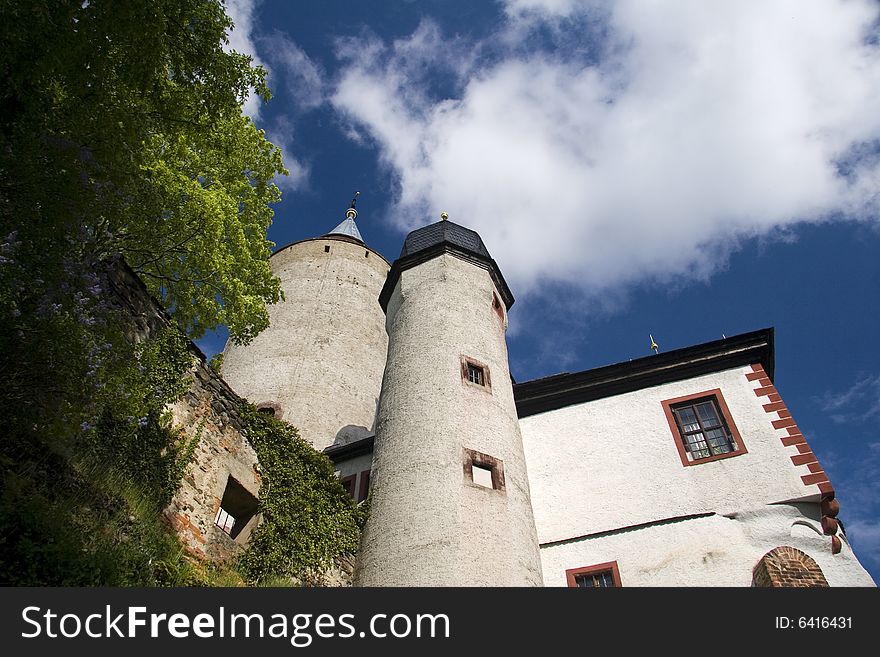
355 216 543 586
220 199 390 451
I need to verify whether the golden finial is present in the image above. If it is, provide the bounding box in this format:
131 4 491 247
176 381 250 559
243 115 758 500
440 212 449 221
650 334 660 355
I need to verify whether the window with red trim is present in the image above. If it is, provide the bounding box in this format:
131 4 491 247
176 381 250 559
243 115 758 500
566 561 622 587
661 389 747 466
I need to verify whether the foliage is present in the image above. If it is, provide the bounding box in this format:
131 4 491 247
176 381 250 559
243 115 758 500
0 0 286 344
0 449 242 586
208 351 225 376
0 1 363 588
79 328 199 509
237 405 368 584
0 322 220 585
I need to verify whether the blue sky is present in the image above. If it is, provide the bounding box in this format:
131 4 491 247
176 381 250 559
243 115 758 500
203 0 880 583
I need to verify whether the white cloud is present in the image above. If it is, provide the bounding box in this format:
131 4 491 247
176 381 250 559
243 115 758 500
261 32 326 111
818 374 880 424
331 0 880 300
224 0 267 118
265 114 310 193
847 519 880 568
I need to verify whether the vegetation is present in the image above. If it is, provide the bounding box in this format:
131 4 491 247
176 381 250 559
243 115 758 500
1 0 285 345
237 405 367 585
0 1 361 586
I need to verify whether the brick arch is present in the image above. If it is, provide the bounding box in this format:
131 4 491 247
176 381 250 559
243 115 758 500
752 546 829 587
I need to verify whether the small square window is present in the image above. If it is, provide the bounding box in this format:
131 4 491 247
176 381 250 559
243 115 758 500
472 464 494 488
461 356 492 391
566 562 622 588
324 245 331 253
463 448 505 492
662 389 747 467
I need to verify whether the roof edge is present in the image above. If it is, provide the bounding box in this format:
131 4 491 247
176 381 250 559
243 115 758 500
378 242 515 313
271 235 391 267
514 327 775 418
324 435 375 463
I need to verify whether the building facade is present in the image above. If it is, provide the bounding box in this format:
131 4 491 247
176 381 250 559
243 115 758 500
219 207 875 587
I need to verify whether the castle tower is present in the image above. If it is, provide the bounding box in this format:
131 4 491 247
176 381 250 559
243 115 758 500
220 198 390 450
355 215 543 586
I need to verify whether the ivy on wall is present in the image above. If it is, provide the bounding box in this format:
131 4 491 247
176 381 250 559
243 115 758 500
237 404 367 585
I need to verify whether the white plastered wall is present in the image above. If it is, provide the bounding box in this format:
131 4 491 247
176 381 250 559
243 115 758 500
221 238 389 450
520 366 876 586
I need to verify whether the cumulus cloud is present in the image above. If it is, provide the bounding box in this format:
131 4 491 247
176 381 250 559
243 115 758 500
224 0 267 118
224 6 328 191
331 0 880 299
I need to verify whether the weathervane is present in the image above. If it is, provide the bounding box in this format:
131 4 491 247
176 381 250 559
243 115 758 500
346 191 360 220
650 334 660 355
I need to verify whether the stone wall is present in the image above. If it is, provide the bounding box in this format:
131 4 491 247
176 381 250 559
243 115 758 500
105 259 261 562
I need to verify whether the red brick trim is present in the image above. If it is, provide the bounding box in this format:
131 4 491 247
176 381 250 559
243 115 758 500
747 363 834 497
790 453 818 466
565 561 622 588
661 389 747 467
746 364 841 555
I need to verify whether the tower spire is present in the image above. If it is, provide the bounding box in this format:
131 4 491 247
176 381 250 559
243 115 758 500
326 191 364 242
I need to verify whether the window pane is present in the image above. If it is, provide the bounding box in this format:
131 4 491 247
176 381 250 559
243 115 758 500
467 363 484 385
575 570 615 587
695 401 720 426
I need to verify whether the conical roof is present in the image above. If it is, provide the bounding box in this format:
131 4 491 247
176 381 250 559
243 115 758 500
326 215 364 242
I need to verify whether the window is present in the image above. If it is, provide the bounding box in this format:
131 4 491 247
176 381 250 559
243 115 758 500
214 475 259 540
566 562 622 588
463 448 505 492
339 471 371 502
661 389 747 466
357 469 371 502
256 402 281 418
467 362 484 385
340 474 356 499
460 356 492 391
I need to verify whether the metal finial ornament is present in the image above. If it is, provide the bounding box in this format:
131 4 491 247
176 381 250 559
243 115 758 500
346 191 360 220
650 334 660 355
440 212 449 221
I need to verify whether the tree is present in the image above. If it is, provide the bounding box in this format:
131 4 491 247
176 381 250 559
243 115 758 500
0 0 285 344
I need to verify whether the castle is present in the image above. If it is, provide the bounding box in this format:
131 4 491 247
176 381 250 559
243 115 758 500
190 202 875 586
